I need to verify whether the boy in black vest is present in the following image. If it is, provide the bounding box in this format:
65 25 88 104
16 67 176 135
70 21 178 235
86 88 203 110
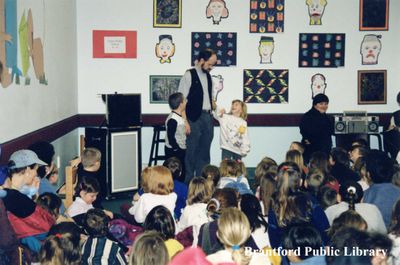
178 49 217 183
165 92 187 171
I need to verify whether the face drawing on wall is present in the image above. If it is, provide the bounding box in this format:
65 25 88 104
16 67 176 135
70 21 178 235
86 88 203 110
311 73 327 98
259 36 274 64
206 0 229 25
360 35 382 65
155 35 175 64
306 0 327 25
212 75 224 101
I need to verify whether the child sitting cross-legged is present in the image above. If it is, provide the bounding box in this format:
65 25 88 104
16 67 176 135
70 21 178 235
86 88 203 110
81 208 128 265
67 176 113 225
218 159 252 195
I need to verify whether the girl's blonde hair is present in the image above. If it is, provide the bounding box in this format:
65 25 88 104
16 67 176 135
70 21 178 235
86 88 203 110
220 159 241 178
187 177 212 205
273 162 302 226
142 166 174 195
285 149 305 171
231 99 248 120
217 208 251 265
129 231 169 265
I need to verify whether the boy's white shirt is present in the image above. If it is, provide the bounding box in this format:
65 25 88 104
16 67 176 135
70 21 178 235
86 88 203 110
212 106 250 156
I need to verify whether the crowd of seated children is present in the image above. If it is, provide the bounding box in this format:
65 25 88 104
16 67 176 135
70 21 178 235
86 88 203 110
4 124 400 265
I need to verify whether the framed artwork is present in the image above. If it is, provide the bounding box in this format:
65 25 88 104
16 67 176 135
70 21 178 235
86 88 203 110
360 0 389 31
299 33 345 68
358 70 387 104
191 32 237 66
243 69 288 103
93 30 137 58
153 0 182 28
250 0 284 33
150 75 182 103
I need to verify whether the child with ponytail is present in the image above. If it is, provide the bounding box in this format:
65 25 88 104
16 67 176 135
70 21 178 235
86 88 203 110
206 208 270 265
325 181 386 233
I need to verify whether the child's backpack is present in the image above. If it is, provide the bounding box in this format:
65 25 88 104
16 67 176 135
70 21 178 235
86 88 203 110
108 219 143 247
224 176 253 195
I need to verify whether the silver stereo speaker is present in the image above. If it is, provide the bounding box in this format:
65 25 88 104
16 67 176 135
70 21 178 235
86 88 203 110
334 113 379 134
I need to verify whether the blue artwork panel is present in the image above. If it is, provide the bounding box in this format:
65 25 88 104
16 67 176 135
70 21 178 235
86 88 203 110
299 33 345 68
191 32 237 67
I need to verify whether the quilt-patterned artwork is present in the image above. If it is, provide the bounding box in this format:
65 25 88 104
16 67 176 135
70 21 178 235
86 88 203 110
243 69 288 103
250 0 285 33
299 33 345 68
191 32 237 66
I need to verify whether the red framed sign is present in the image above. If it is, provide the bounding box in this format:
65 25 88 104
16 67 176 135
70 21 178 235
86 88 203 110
93 30 137 58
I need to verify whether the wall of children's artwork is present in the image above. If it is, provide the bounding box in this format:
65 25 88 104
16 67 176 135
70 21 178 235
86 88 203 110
73 0 399 166
0 0 77 142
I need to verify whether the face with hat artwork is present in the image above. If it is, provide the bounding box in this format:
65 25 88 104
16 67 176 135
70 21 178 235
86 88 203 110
259 36 274 64
206 0 229 25
155 35 175 64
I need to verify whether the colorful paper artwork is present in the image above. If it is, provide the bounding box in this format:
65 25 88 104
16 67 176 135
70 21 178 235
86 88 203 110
299 33 345 68
310 73 327 98
360 0 389 31
150 75 182 103
250 0 284 33
358 70 387 104
191 32 237 67
155 35 175 64
360 34 382 65
153 0 182 28
243 69 288 103
206 0 229 25
259 36 274 64
306 0 327 25
93 30 137 59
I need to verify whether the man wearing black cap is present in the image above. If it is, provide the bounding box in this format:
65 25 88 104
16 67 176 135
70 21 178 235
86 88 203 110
178 48 217 183
300 94 334 163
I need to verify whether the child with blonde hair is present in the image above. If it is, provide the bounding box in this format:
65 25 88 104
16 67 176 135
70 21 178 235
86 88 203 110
213 99 250 160
218 159 252 195
206 208 271 265
177 177 212 246
129 166 177 223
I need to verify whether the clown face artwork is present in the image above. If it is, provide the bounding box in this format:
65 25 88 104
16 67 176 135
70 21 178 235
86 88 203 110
360 35 382 65
311 73 327 98
259 37 274 64
155 35 175 64
212 75 224 101
306 0 327 25
206 0 229 25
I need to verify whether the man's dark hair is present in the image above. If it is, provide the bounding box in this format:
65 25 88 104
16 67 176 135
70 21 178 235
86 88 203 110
350 145 369 157
282 224 323 260
197 48 216 61
168 92 183 110
352 138 369 147
365 150 394 183
84 208 109 237
330 147 350 167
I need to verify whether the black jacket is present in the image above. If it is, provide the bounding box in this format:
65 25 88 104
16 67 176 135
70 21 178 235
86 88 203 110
300 107 334 160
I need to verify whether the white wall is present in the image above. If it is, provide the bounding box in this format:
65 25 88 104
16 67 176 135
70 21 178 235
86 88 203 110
0 0 78 142
76 0 400 166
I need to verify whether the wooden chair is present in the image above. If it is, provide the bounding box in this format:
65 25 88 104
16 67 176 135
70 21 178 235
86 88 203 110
63 165 77 209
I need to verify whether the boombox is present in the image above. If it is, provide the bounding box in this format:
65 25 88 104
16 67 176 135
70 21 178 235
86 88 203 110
334 111 379 134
